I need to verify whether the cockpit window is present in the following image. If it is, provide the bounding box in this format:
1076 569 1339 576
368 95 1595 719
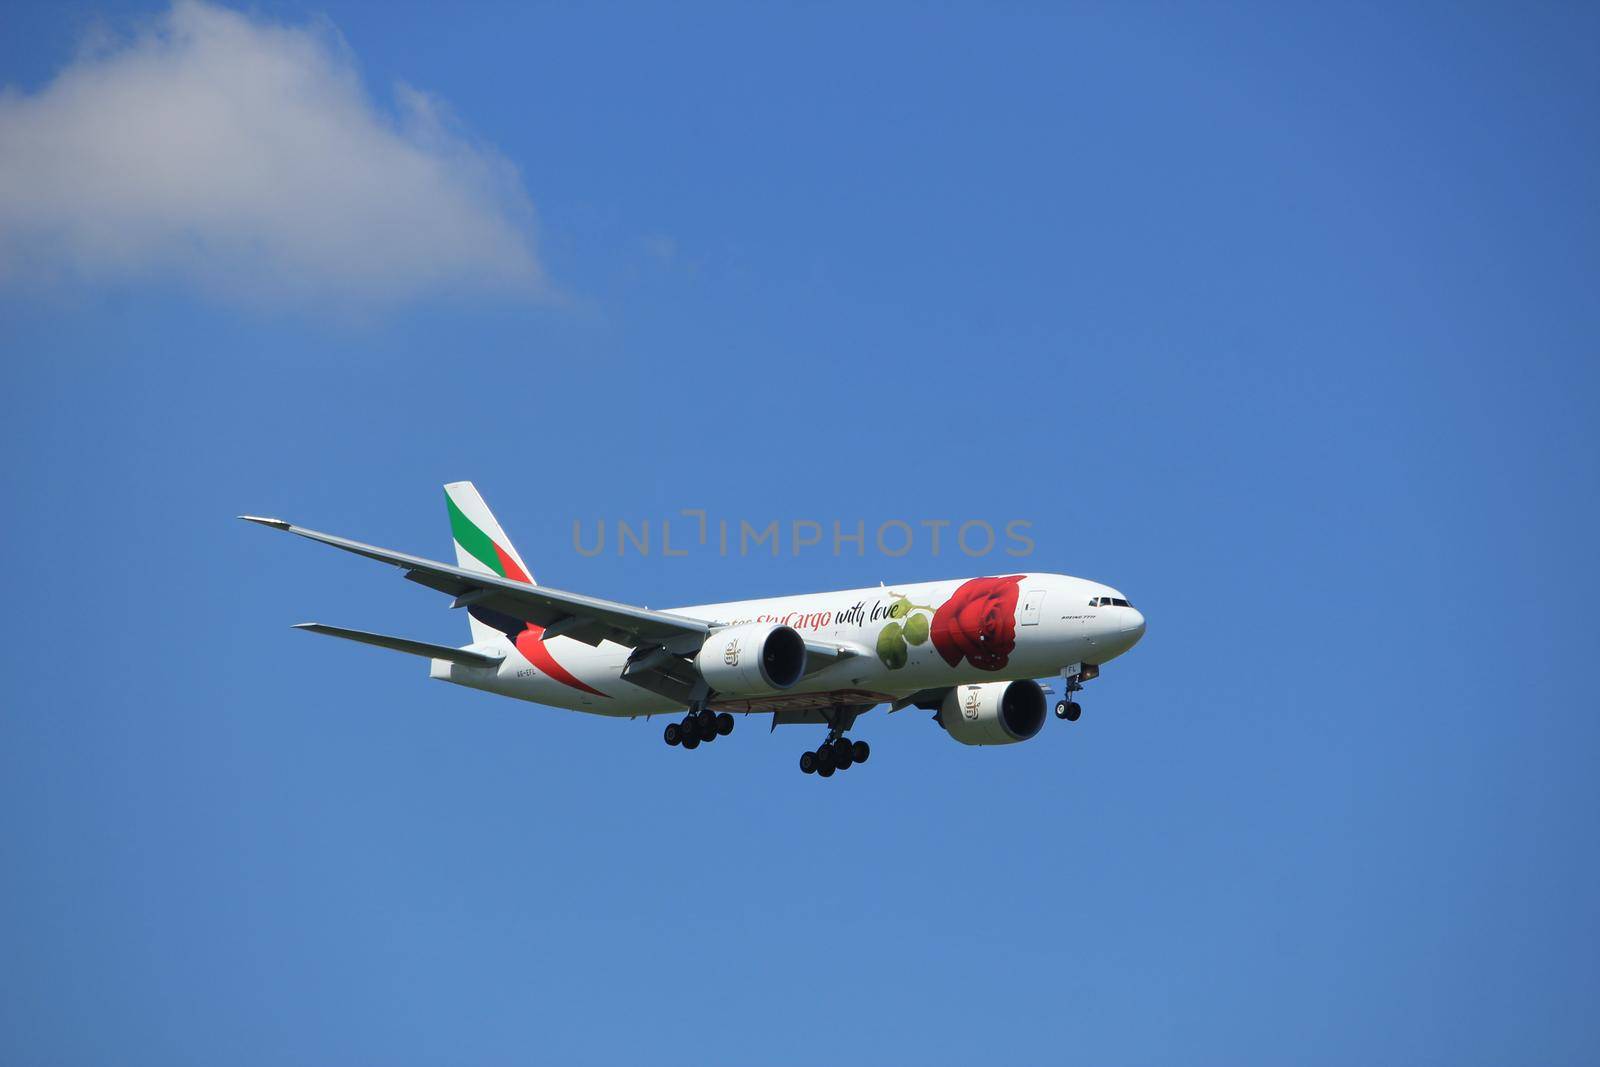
1091 596 1133 608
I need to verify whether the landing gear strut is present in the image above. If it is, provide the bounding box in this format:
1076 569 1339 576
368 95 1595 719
663 706 734 750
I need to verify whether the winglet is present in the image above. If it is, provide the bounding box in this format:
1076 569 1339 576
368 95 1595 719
238 515 292 530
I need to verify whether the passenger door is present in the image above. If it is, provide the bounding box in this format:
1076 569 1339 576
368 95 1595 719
1019 587 1046 626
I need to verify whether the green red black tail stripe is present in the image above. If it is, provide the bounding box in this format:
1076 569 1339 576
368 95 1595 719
447 495 531 583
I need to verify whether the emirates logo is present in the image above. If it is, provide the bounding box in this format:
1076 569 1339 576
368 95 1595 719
723 639 741 667
962 688 981 721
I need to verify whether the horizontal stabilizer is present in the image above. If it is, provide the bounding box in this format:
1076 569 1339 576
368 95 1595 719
293 623 503 669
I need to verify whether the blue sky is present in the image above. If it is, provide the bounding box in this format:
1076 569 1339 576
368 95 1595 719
2 2 1597 1064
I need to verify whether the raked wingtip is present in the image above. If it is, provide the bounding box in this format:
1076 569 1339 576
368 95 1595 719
238 514 292 529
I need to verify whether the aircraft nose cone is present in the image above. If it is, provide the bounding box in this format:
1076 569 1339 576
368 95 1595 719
1122 609 1146 643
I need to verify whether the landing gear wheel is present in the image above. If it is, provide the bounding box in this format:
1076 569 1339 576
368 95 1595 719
696 708 717 738
816 761 835 778
831 738 853 770
664 722 683 746
681 733 699 750
715 712 734 737
1054 700 1068 719
799 751 818 774
851 740 870 764
816 747 836 775
1064 701 1081 722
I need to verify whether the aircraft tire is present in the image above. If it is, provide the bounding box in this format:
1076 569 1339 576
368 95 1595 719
716 712 734 736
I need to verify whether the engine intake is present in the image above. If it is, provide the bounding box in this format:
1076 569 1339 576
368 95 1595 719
696 623 807 696
939 680 1047 746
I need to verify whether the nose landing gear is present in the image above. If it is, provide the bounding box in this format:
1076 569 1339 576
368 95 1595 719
1054 664 1094 721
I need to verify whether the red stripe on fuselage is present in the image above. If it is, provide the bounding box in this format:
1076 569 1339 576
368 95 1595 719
514 624 609 698
490 540 602 697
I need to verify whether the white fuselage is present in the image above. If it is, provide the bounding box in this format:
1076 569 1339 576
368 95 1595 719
431 572 1146 718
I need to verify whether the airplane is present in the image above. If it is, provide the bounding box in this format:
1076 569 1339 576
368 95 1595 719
242 482 1146 778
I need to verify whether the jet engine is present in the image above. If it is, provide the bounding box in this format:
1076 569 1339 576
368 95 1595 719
939 680 1047 746
696 623 808 696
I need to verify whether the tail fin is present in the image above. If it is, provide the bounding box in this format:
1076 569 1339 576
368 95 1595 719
445 481 534 644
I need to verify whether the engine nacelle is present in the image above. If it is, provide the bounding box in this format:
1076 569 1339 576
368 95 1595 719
696 623 808 696
939 680 1047 746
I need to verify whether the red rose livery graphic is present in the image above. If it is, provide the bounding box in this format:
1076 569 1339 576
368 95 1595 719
930 575 1025 672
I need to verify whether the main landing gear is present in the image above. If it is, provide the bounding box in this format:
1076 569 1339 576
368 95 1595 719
663 707 734 750
799 705 871 780
799 734 870 778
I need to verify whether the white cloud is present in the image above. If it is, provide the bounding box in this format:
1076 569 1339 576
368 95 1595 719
0 1 544 306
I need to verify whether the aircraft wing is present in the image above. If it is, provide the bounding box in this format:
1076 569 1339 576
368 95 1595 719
240 516 864 669
240 516 711 650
